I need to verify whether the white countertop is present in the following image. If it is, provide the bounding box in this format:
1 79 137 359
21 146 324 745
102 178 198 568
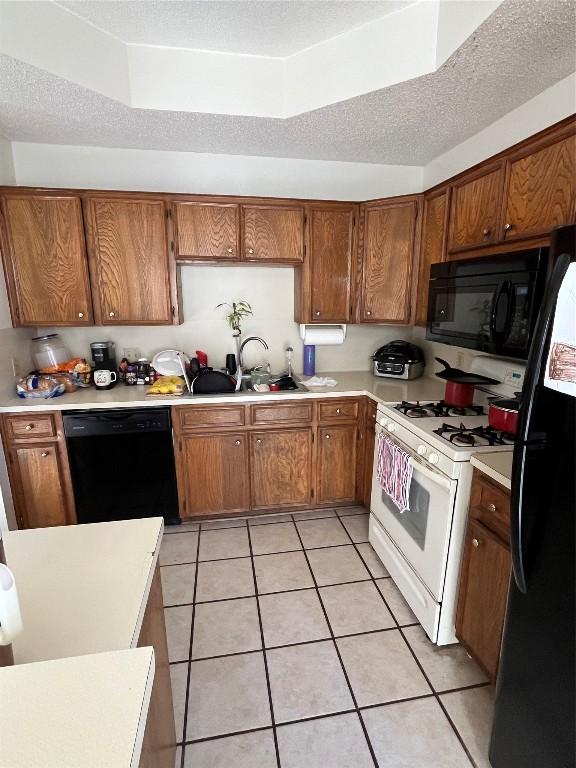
0 371 447 412
3 517 163 663
471 452 513 490
0 647 154 768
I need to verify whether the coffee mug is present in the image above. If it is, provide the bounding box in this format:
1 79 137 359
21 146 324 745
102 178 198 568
94 369 117 388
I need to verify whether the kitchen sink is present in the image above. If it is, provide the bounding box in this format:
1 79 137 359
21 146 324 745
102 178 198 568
239 376 309 394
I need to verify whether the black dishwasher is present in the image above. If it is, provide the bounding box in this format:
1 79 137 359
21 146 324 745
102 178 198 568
63 408 180 525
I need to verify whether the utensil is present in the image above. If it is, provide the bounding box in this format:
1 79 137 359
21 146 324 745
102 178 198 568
177 352 192 393
435 357 500 408
191 370 236 394
152 350 190 377
488 392 521 435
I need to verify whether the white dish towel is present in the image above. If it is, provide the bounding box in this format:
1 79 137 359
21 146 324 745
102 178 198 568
377 433 413 513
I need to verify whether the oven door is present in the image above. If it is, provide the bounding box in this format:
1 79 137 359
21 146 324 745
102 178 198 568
370 425 458 601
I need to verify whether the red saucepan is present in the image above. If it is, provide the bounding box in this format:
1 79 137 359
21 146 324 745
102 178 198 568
435 358 499 408
488 392 521 435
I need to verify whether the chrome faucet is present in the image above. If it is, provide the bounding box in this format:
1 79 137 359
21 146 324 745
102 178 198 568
238 336 269 373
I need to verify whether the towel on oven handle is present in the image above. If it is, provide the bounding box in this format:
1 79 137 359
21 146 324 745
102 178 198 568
377 433 413 513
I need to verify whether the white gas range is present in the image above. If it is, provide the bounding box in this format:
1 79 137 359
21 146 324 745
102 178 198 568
369 358 523 646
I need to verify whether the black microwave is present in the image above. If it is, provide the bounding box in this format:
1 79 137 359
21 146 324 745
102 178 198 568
426 248 550 360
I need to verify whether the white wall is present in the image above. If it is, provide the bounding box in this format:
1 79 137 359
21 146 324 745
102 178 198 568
10 142 422 201
424 73 576 188
0 134 15 185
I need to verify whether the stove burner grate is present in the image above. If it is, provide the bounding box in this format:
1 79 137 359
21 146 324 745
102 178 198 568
395 400 485 418
433 423 515 447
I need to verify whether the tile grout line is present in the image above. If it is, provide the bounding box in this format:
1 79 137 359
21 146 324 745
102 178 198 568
335 513 479 768
246 523 282 768
288 517 381 768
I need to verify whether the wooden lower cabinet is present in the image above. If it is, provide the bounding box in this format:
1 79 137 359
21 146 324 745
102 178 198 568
250 429 312 509
456 471 512 681
316 424 357 505
177 432 249 517
137 562 176 768
362 399 377 507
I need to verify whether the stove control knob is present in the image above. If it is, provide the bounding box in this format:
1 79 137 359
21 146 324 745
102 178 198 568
417 445 427 456
386 422 396 433
428 452 440 465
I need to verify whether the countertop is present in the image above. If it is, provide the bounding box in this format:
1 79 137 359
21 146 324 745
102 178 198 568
0 647 154 768
0 371 447 412
3 517 163 663
470 452 513 490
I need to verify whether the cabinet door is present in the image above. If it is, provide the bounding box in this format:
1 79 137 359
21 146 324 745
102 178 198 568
85 197 174 325
309 206 355 322
448 165 504 253
316 425 357 505
362 400 377 507
178 433 249 518
174 201 239 261
9 443 76 529
0 194 92 326
415 189 449 326
361 200 418 323
502 133 576 242
456 519 511 680
250 429 312 509
243 205 304 263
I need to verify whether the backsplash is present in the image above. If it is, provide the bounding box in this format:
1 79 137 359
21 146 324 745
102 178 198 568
47 265 409 375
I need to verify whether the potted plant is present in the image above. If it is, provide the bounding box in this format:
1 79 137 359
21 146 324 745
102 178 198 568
216 300 253 380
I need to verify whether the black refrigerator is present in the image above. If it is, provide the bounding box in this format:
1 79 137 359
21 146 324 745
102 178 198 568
490 225 576 768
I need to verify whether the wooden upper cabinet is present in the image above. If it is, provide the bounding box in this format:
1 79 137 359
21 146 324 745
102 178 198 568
415 188 449 326
242 205 304 263
360 199 419 324
174 201 239 261
85 197 176 325
502 132 576 242
250 428 312 509
306 205 356 323
0 194 92 326
448 164 504 253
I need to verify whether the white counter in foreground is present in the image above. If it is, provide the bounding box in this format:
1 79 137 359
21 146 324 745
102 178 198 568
471 452 513 490
0 647 154 768
3 517 163 663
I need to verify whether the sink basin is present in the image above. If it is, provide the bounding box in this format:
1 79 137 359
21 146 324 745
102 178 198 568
240 378 308 394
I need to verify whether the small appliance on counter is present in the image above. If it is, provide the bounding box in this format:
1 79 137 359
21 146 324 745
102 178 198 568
90 341 117 390
372 341 424 379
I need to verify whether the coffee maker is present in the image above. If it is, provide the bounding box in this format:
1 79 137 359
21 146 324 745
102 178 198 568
90 341 117 389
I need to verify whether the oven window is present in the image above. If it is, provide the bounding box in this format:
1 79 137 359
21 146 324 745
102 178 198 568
381 478 430 550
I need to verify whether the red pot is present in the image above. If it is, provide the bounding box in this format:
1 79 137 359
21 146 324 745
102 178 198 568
489 398 520 435
444 381 475 408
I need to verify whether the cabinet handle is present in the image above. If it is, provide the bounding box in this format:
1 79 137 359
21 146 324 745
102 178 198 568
25 424 33 431
325 433 330 439
336 408 341 414
487 502 496 513
109 311 116 318
248 248 254 255
235 440 241 446
256 438 262 444
366 310 372 317
78 311 84 319
227 247 234 254
482 228 490 237
314 311 321 317
472 538 481 548
504 223 513 232
41 451 49 458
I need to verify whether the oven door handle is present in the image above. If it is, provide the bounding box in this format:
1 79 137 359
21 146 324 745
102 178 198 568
376 425 453 490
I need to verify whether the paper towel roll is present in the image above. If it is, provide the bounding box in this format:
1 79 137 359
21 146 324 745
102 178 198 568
0 564 23 646
299 324 346 346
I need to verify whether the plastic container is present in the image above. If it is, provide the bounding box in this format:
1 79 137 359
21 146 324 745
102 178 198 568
31 334 71 370
303 345 316 376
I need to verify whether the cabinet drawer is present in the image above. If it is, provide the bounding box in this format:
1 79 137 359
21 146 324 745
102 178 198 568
177 405 246 431
4 413 57 440
470 470 510 539
318 400 359 423
250 402 312 426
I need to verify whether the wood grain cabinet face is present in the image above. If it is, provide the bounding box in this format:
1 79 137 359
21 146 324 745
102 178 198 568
0 195 92 326
174 202 239 261
502 133 576 242
316 424 358 504
309 207 355 323
178 433 249 518
9 442 75 529
86 198 174 325
415 189 449 326
362 400 377 507
448 165 504 254
250 429 312 509
456 518 511 680
361 201 418 323
243 205 304 263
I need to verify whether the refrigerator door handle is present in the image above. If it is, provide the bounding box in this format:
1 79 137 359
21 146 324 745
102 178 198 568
511 252 571 593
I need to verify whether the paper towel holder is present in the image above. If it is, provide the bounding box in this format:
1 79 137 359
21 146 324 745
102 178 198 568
299 324 347 346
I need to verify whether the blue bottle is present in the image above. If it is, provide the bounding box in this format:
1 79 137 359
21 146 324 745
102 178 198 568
303 345 316 376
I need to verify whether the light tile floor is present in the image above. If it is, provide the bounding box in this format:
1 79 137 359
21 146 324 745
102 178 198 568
161 506 494 768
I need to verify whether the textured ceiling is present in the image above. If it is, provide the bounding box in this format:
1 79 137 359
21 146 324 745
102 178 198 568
58 0 413 56
1 0 575 164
